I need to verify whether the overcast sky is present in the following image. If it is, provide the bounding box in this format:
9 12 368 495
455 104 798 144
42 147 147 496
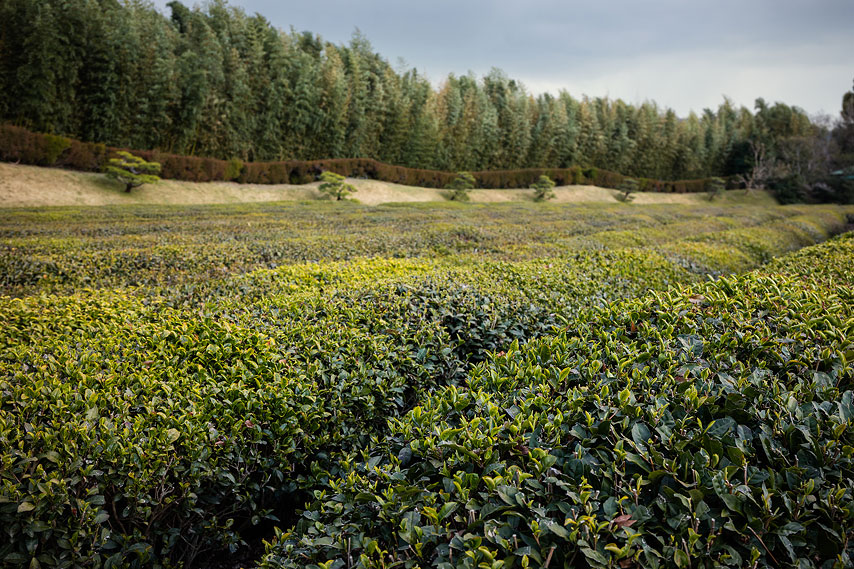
152 0 853 118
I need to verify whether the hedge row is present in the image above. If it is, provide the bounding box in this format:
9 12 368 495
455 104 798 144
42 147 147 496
260 234 854 569
1 200 847 298
0 124 723 192
0 125 108 171
0 248 697 568
1 205 850 568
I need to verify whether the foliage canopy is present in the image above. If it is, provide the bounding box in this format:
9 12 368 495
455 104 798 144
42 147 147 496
446 171 476 201
103 151 161 193
531 174 556 201
318 171 355 200
616 177 638 202
0 0 838 191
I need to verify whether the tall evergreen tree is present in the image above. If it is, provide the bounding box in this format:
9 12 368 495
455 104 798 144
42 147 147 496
0 0 830 182
316 44 350 158
10 2 66 132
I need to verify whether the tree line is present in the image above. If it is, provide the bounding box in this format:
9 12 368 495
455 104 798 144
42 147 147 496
0 0 851 193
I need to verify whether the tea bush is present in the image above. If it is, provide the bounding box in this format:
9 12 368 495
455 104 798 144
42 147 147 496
260 235 854 569
0 249 688 567
1 203 849 297
0 201 852 568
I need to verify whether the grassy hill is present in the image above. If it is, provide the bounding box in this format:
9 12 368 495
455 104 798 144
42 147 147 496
0 162 779 207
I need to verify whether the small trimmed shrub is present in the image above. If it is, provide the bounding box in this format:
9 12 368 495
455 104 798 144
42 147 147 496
43 134 72 165
616 177 638 202
318 171 355 200
104 151 161 192
225 157 244 181
531 174 556 201
446 171 476 201
706 176 726 201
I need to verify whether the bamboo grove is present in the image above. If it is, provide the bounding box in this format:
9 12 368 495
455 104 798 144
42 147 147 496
0 0 837 182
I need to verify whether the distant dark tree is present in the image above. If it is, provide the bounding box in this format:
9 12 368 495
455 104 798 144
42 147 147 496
722 140 754 178
167 1 192 33
843 80 854 124
706 177 726 201
616 177 638 202
768 174 808 204
832 78 854 169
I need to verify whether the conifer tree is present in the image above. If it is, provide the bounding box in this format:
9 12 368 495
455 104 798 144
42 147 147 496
317 45 349 158
12 2 64 131
104 151 161 193
318 171 355 200
532 175 556 201
447 171 476 201
0 0 831 184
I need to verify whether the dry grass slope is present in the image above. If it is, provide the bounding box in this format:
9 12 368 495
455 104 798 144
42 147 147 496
0 162 780 207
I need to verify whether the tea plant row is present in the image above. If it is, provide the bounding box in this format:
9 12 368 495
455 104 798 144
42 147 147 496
260 235 854 569
0 203 851 568
0 203 848 297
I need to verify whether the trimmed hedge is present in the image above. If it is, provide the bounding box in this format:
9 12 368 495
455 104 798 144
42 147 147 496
0 200 851 568
0 125 107 170
259 235 854 569
0 248 697 568
1 200 848 298
0 124 725 192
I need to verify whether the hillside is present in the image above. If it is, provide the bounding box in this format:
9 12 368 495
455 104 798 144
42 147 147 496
0 163 779 207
